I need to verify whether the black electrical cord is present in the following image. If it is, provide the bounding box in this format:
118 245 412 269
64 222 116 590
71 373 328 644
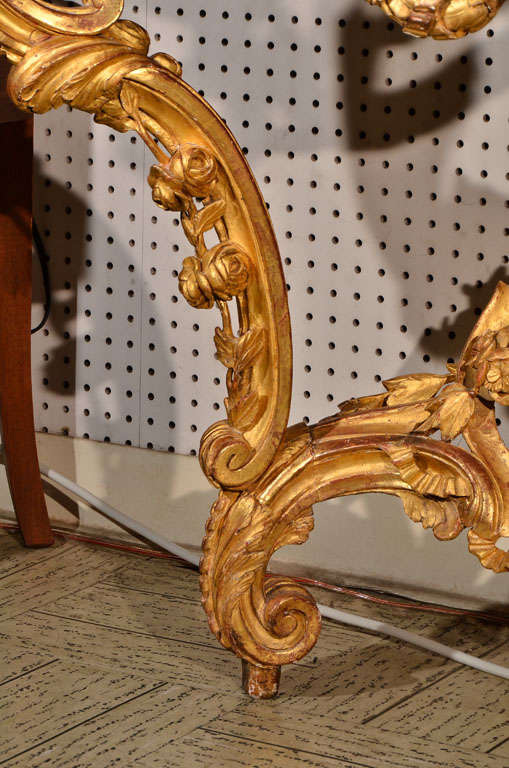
31 220 51 335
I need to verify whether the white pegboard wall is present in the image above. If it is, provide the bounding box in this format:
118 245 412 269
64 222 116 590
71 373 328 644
31 0 509 454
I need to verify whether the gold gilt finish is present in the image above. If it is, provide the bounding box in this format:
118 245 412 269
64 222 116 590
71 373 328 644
368 0 504 39
0 0 506 699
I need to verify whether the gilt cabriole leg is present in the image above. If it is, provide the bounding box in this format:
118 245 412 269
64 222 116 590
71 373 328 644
0 0 506 698
0 118 53 547
201 406 509 697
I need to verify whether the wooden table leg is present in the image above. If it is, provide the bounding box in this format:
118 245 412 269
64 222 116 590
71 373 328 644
0 118 53 547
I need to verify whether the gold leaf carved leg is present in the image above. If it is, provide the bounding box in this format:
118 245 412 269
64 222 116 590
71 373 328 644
200 419 506 696
200 474 322 698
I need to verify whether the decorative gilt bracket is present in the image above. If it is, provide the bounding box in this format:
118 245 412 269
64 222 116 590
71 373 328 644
0 0 506 699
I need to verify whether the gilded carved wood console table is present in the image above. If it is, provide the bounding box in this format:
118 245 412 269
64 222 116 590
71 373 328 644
0 0 506 698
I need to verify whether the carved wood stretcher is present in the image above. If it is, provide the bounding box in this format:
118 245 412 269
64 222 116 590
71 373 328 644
0 0 506 698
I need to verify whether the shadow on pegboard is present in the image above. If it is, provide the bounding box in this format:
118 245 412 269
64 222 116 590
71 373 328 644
342 8 476 150
340 5 508 366
32 155 86 410
420 266 509 360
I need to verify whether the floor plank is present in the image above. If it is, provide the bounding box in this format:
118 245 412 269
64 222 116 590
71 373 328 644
0 542 131 620
1 610 291 695
37 582 230 649
0 659 165 764
370 642 509 754
35 581 387 667
195 706 509 768
0 529 70 581
0 633 56 686
2 534 508 768
241 617 508 722
104 558 201 602
138 727 351 768
2 685 243 768
490 737 509 759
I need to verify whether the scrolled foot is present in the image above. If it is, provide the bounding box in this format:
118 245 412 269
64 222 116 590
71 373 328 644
242 661 281 699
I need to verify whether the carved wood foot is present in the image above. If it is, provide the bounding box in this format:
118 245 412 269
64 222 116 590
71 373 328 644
242 661 281 699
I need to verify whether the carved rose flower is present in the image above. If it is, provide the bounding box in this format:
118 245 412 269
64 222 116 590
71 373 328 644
484 355 509 400
179 257 215 309
178 242 250 309
148 164 188 212
481 331 509 404
205 241 250 301
148 145 218 211
169 144 218 198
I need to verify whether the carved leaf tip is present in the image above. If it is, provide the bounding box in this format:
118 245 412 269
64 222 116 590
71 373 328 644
214 326 264 373
419 383 476 441
399 492 464 541
383 373 449 406
226 389 266 433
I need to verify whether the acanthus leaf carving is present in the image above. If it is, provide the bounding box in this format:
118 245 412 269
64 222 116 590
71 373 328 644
225 388 267 434
214 326 264 372
383 373 450 407
397 491 464 541
214 326 266 432
201 488 319 666
468 531 509 574
418 383 476 442
381 441 472 498
278 506 315 548
337 393 387 415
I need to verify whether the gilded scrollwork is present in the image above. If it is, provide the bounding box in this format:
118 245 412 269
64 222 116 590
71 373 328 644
5 0 124 35
0 0 506 700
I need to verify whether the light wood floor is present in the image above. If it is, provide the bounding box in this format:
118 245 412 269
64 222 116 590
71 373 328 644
0 527 507 767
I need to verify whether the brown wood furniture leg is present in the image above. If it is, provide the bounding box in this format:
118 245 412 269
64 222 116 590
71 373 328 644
0 118 53 547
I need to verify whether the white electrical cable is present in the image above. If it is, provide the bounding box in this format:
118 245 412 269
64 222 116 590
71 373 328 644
33 463 508 681
319 605 509 680
39 463 201 568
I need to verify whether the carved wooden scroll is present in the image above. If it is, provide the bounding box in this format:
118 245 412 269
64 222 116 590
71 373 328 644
0 0 505 700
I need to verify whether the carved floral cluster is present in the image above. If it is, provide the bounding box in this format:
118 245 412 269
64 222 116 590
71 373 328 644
179 242 250 309
148 144 251 309
148 144 218 212
460 326 509 405
148 141 261 433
